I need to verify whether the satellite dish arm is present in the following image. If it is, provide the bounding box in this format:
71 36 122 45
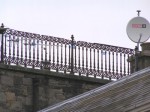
137 33 142 51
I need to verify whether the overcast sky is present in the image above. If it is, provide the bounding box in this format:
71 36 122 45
1 0 150 49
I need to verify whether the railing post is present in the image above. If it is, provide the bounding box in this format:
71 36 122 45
0 23 7 63
70 35 74 74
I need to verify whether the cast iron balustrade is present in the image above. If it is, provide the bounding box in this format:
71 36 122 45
2 28 134 80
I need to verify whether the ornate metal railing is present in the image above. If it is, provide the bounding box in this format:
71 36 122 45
2 28 134 80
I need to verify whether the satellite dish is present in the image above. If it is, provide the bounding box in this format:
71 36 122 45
126 16 150 43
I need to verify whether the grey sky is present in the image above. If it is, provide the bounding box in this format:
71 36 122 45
1 0 150 49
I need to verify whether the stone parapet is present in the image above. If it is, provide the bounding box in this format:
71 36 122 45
0 64 110 112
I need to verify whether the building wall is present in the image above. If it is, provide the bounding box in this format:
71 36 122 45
0 64 110 112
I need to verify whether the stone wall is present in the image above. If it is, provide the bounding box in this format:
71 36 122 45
0 68 33 112
129 42 150 73
0 64 110 112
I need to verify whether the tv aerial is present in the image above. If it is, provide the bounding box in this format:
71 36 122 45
126 10 150 71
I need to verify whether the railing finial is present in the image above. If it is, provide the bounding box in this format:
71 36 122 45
1 23 4 28
71 35 74 40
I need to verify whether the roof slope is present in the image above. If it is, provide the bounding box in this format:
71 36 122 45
39 67 150 112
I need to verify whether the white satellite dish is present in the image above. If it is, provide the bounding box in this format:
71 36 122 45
126 11 150 72
126 16 150 43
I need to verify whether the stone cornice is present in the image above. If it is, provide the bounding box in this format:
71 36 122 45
0 64 110 84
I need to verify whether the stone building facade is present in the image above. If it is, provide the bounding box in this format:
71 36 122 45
0 64 109 112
